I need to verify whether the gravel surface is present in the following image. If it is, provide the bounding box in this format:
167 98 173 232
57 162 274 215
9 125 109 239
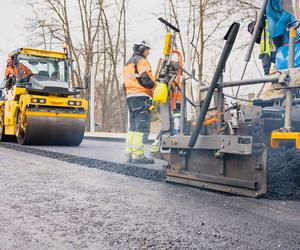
0 148 299 249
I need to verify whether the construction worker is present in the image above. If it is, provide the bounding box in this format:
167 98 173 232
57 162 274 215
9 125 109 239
4 57 14 79
3 57 15 89
5 56 32 82
259 19 276 75
123 40 156 164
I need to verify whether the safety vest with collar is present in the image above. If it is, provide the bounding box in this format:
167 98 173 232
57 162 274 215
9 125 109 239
123 52 156 98
260 20 275 57
5 63 32 79
5 66 14 79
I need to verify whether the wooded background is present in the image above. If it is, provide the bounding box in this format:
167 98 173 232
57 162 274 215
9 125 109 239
26 0 260 132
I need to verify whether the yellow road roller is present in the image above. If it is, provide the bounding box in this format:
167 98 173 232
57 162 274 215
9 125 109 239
0 48 88 146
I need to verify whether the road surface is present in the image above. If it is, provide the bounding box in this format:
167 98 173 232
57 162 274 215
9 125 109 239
0 145 299 249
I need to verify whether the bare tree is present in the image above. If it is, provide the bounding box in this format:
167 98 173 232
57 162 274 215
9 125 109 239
26 0 259 131
26 0 129 132
99 0 127 132
164 0 258 97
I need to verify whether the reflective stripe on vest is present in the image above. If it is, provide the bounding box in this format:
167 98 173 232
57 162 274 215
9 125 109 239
260 20 275 56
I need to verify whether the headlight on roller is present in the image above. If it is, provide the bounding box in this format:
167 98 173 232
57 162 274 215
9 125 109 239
68 101 82 106
31 98 46 104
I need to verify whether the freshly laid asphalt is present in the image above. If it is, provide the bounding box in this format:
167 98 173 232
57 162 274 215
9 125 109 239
0 140 166 182
27 138 166 170
1 138 300 200
0 147 299 249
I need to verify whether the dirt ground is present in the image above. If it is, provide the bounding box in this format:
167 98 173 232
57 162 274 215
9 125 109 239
0 148 299 249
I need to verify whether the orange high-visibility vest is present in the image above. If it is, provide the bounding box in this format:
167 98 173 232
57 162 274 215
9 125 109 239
5 63 31 79
123 53 156 97
5 66 14 79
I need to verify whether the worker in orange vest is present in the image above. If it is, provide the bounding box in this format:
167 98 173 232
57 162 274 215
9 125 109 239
4 57 14 79
123 41 157 164
4 56 32 85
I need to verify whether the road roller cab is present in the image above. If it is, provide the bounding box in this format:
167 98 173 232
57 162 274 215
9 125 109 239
0 48 88 146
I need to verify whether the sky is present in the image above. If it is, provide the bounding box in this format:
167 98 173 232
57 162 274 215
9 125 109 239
0 0 167 79
0 0 32 76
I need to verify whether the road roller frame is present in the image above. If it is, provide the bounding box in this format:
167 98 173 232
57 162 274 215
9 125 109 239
0 47 88 145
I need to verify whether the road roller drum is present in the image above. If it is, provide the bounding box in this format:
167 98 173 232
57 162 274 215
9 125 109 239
16 115 85 146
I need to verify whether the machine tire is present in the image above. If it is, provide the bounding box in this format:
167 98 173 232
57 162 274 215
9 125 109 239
16 112 27 145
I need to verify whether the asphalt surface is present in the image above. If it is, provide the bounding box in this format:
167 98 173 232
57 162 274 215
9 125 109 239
0 138 300 201
0 148 299 249
27 138 166 170
1 139 300 200
0 140 165 182
266 148 300 200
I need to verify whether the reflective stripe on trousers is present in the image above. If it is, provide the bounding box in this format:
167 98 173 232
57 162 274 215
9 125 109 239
125 131 135 154
125 96 150 158
132 132 144 158
125 131 145 158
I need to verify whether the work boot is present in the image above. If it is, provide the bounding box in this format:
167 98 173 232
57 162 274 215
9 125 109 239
150 139 161 153
132 155 155 164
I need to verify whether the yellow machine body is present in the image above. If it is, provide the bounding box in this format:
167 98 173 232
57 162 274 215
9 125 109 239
163 33 172 56
0 48 88 146
271 131 300 149
2 87 87 135
19 47 67 60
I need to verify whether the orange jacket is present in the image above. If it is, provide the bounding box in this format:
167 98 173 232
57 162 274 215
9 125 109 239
19 63 32 79
5 66 14 79
170 50 183 110
5 63 31 79
123 52 156 98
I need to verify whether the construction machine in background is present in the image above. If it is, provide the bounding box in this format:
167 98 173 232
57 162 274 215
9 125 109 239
154 0 300 197
0 48 88 146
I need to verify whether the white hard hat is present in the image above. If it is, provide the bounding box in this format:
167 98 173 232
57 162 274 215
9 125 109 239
139 40 151 49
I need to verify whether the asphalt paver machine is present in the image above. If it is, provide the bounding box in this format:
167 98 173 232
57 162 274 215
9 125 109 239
156 0 300 197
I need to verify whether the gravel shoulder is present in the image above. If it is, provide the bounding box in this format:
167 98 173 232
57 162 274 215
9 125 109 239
0 148 299 249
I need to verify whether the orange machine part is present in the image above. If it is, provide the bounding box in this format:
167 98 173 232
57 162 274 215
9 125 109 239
170 50 183 110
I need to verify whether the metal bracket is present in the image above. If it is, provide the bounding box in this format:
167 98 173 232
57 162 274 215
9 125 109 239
162 134 252 155
276 68 300 89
